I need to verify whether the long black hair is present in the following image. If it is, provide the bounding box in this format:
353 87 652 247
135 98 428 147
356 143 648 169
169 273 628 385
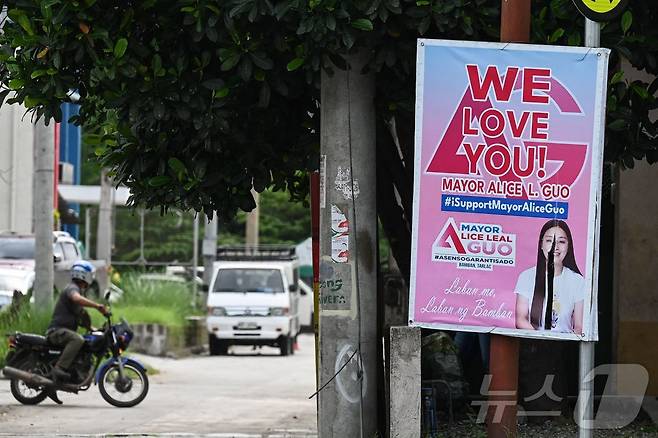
529 219 581 329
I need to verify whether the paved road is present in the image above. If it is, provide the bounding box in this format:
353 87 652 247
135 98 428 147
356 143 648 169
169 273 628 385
0 334 318 437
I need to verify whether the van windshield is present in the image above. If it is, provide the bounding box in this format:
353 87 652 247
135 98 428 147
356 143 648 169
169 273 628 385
213 268 284 293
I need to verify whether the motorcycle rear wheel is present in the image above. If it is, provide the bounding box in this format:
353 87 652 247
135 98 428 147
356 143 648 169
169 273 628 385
98 363 149 408
10 378 48 405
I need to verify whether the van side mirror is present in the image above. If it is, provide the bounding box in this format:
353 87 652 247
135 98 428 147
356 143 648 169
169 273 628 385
53 253 63 263
201 284 209 292
289 284 297 293
300 288 308 296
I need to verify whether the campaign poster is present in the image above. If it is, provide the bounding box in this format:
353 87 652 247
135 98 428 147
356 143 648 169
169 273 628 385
409 40 610 341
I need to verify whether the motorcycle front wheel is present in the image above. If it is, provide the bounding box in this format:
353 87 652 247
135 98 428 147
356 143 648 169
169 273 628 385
98 362 149 408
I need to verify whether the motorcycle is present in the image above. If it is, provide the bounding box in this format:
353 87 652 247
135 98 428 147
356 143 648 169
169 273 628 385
2 306 149 408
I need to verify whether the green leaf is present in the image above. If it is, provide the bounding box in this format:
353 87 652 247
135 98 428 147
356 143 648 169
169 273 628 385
214 87 230 98
114 38 128 58
548 28 564 43
607 119 626 131
630 83 649 99
31 70 48 79
8 79 24 90
16 14 35 36
168 157 187 176
201 78 225 90
148 176 171 187
152 54 162 73
0 89 11 108
567 32 581 46
621 11 632 34
24 96 40 108
221 55 240 71
351 18 374 31
286 57 304 71
610 71 624 85
53 52 62 69
249 52 273 70
205 4 221 15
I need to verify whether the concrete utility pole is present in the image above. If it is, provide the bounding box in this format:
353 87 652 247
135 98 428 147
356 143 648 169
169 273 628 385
33 121 54 310
318 52 378 437
486 2 530 437
245 189 260 246
202 213 218 287
96 168 113 265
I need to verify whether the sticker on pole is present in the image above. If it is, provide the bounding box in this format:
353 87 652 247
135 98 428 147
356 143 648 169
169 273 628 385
409 39 610 341
572 0 628 22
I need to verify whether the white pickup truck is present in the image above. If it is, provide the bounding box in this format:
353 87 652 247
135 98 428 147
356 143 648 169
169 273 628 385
0 231 109 299
205 246 305 356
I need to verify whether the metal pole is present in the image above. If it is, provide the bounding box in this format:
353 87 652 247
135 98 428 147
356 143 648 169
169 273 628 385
245 189 260 246
192 213 199 304
578 18 601 438
202 213 218 287
85 207 91 259
137 208 146 264
318 51 377 437
486 2 529 437
96 168 112 266
33 120 54 310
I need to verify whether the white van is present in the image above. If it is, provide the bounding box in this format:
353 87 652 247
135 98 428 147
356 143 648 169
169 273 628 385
206 246 302 356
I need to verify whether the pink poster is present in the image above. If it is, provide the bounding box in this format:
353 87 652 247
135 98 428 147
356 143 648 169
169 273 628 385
409 40 610 341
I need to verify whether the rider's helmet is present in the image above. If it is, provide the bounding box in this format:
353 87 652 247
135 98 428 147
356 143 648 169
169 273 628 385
71 260 95 286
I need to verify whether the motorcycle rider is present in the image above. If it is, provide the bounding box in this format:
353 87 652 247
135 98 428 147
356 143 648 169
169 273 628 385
46 261 109 383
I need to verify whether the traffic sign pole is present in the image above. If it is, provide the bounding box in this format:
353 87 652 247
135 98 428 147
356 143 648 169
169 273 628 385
578 18 601 438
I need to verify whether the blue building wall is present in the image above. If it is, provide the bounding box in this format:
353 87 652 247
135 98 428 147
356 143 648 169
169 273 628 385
59 103 81 239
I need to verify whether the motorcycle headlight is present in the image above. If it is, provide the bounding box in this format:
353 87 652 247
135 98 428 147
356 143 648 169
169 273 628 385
208 306 227 316
269 307 289 316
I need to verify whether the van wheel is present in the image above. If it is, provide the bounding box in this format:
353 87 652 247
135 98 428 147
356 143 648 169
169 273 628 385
279 336 292 356
209 335 228 356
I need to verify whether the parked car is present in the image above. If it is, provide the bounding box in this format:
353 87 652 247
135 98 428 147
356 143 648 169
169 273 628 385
0 231 109 297
0 266 34 310
206 246 302 356
165 265 204 286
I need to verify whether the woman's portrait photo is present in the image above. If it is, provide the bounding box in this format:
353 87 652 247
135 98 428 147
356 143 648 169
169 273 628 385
514 219 586 334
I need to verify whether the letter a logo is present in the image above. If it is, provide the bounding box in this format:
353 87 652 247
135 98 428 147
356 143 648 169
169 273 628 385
433 218 466 254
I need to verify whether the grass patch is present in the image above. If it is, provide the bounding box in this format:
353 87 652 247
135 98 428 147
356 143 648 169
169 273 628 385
0 305 52 369
92 274 201 328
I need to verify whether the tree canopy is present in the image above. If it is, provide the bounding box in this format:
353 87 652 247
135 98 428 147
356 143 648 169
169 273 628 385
0 0 656 223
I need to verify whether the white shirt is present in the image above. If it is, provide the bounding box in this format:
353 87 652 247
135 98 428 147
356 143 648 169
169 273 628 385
514 266 586 333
